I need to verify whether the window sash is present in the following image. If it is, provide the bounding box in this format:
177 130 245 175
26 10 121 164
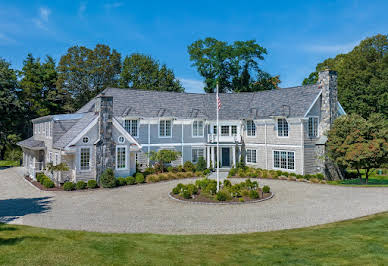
246 149 256 163
124 120 138 137
221 126 229 136
192 148 204 163
273 150 294 170
231 125 237 135
213 126 217 134
193 121 204 137
80 148 90 171
116 147 126 169
247 120 256 136
159 120 172 137
278 119 289 137
308 117 318 137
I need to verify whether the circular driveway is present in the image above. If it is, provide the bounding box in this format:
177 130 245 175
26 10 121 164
1 167 387 234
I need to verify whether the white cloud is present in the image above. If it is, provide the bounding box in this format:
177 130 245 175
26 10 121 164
33 7 51 30
304 40 360 54
104 2 124 9
178 78 205 93
79 2 87 18
0 33 17 45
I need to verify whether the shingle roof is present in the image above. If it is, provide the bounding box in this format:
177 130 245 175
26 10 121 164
77 85 320 120
53 112 98 149
17 137 45 150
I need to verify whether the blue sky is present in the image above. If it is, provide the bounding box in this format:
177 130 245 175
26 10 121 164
0 0 387 93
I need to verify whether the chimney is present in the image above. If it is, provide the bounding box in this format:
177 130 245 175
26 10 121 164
95 93 115 181
318 69 338 135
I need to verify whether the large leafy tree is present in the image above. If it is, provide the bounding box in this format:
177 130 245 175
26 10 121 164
326 114 388 183
57 44 121 111
119 53 183 92
188 38 280 93
303 34 388 119
0 58 22 159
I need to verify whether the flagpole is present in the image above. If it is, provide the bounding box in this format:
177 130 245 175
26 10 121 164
216 83 220 192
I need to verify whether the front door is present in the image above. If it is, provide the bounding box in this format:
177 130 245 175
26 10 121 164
221 148 230 167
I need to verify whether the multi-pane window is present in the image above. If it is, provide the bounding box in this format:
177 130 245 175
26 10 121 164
45 122 49 137
273 151 295 170
247 120 256 136
38 123 41 134
246 149 257 163
231 125 237 135
213 126 217 134
116 146 127 169
55 153 59 166
80 148 90 171
308 117 318 137
192 148 204 163
221 126 229 136
192 121 204 137
48 152 53 163
277 118 289 137
124 119 138 137
159 120 172 137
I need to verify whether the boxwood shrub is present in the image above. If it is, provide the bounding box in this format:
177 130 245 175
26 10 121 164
76 181 87 190
43 178 55 188
63 181 75 191
100 168 116 188
249 190 259 199
262 185 270 193
135 173 145 183
125 176 136 185
87 180 98 189
116 177 127 186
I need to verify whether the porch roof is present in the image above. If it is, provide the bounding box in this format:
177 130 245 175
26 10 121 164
17 137 45 150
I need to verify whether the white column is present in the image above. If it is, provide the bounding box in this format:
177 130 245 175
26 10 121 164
206 146 210 168
232 146 236 167
211 146 215 169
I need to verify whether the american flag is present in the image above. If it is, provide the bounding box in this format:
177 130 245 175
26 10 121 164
217 95 221 110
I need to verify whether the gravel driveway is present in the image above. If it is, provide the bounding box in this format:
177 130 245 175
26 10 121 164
1 167 387 234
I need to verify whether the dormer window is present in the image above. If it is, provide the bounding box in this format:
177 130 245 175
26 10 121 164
247 120 256 136
277 118 289 137
124 119 138 137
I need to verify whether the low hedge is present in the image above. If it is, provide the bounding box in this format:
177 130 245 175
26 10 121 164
87 180 98 189
125 176 136 185
76 181 87 190
116 177 127 186
42 178 55 188
135 173 145 184
146 171 196 183
63 182 75 191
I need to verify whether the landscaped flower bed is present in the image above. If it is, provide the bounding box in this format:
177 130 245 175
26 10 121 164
170 178 272 203
228 166 327 184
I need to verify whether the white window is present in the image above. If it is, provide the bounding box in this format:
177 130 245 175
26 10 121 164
231 125 237 135
38 123 41 134
124 119 138 137
308 117 319 137
116 146 127 169
80 148 91 171
246 149 257 163
159 120 172 137
82 136 89 144
192 148 204 163
192 121 204 137
247 120 256 136
273 151 294 170
45 122 49 137
221 126 229 136
48 152 53 163
213 125 217 134
55 153 59 166
48 121 52 137
118 136 125 143
277 118 289 137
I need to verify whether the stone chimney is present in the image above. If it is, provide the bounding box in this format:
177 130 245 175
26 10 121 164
318 69 338 135
95 93 115 181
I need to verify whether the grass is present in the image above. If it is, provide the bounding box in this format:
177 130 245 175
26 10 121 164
1 213 388 265
327 168 388 186
0 160 19 167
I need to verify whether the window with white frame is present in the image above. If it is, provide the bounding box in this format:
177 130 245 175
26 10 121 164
246 149 257 163
273 151 294 170
221 125 229 136
116 146 127 169
277 118 289 137
55 153 59 166
124 119 138 137
38 123 41 134
80 148 91 171
159 120 172 137
45 122 49 137
308 117 319 137
213 125 217 134
192 148 204 163
231 125 237 135
192 121 204 137
42 122 46 134
247 120 256 136
48 121 52 137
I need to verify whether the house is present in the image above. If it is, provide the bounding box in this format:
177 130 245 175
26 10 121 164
18 70 345 184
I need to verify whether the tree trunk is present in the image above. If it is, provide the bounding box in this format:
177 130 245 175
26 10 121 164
365 169 369 184
356 168 362 183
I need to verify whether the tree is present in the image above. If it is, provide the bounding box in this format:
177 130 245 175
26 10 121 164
0 58 22 159
119 53 183 92
303 34 388 119
187 38 280 93
148 149 181 172
45 162 69 183
57 44 121 111
326 114 388 183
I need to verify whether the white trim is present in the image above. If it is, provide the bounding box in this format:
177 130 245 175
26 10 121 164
158 119 173 138
304 90 322 117
246 148 257 164
307 116 320 138
123 118 139 138
276 118 289 138
192 120 204 138
246 120 257 138
82 136 90 144
245 143 302 148
118 136 125 144
191 147 205 163
112 118 142 150
115 145 128 170
67 117 99 148
79 146 91 172
272 150 296 171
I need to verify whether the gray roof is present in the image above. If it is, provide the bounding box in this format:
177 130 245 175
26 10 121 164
17 137 45 150
77 85 320 120
53 112 97 149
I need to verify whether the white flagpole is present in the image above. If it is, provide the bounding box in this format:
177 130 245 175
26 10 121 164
216 83 220 192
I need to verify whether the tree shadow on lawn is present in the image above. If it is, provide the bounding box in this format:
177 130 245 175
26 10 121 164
0 197 52 223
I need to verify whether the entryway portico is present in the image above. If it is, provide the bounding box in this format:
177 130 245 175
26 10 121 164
205 144 240 169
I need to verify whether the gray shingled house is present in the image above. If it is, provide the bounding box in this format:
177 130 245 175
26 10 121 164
18 70 345 184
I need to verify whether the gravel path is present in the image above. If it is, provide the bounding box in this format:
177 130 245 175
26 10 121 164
1 167 387 234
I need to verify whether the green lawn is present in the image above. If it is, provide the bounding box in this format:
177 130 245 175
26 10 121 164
0 160 19 167
1 213 388 265
328 169 388 186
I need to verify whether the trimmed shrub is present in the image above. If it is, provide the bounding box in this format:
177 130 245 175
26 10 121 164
145 174 159 183
135 173 145 183
63 181 75 191
125 176 136 185
143 167 154 176
239 198 245 202
183 161 195 172
100 168 116 188
187 184 198 195
167 172 177 180
316 173 324 180
172 186 180 194
205 182 217 195
216 190 230 201
176 172 185 179
43 178 55 188
262 185 270 193
241 189 249 197
184 171 194 178
203 169 211 175
167 166 174 172
36 173 45 183
304 174 312 180
181 189 191 199
228 167 237 177
249 190 259 199
262 171 268 178
76 181 87 190
87 180 98 189
195 157 207 171
296 174 303 179
223 179 232 187
117 177 127 186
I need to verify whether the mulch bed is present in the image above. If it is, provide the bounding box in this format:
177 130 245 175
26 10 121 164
170 188 272 203
25 176 64 191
